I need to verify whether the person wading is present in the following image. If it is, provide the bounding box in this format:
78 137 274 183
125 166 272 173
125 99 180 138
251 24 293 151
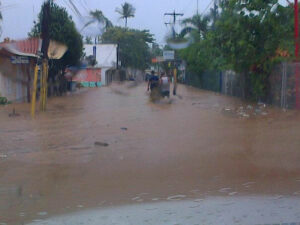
147 71 160 100
160 72 171 98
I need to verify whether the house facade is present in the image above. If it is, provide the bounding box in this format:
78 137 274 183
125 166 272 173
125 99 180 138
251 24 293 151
71 68 101 87
0 38 40 102
84 44 118 86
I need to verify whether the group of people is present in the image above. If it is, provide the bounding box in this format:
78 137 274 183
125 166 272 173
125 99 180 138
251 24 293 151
147 71 171 98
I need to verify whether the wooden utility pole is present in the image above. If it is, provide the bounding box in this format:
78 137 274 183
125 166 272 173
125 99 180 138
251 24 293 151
31 0 51 117
164 10 183 95
40 0 51 111
164 11 184 38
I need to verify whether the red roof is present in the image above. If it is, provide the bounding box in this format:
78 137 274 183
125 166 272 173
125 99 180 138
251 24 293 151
0 38 41 56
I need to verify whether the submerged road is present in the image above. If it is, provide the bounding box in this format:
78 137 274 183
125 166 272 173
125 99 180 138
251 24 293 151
0 83 300 224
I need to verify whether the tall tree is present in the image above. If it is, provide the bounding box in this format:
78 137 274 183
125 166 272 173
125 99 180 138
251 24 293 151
29 1 83 93
82 9 113 44
83 10 113 32
180 0 294 99
180 14 209 40
102 27 154 69
115 2 135 28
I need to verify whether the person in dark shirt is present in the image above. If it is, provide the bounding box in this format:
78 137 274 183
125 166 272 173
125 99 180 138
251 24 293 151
147 71 159 92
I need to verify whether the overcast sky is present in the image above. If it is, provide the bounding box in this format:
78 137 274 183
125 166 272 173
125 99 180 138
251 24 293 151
1 0 288 45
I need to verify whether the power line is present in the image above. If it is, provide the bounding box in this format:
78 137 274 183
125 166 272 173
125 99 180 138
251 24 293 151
202 0 214 14
68 0 83 19
164 11 184 24
79 0 90 14
181 0 195 16
164 10 184 38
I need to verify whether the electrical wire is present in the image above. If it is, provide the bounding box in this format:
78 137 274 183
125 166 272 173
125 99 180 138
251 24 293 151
181 0 195 15
79 0 90 14
202 0 215 14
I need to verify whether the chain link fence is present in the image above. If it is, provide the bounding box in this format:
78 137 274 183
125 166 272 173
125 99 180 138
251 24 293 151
185 63 300 109
270 62 299 109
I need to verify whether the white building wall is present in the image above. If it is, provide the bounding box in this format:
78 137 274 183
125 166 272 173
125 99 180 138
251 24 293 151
84 44 117 86
84 44 117 68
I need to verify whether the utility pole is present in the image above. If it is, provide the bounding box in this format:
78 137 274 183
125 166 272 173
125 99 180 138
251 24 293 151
295 0 300 109
164 10 184 25
40 0 51 111
197 0 199 15
164 10 184 38
164 11 183 96
31 0 51 117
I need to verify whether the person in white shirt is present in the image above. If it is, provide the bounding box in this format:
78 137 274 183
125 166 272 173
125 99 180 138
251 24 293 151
160 72 171 98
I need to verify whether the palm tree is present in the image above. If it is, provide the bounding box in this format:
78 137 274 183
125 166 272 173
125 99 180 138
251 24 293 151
90 10 113 30
83 10 113 31
180 14 209 40
81 10 113 44
115 2 135 28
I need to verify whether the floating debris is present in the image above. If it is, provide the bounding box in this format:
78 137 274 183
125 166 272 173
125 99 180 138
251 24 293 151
94 142 109 147
131 197 140 201
242 182 256 186
218 188 231 193
121 127 128 131
189 204 201 208
8 108 20 117
228 192 238 196
167 195 186 201
0 154 7 159
37 212 48 216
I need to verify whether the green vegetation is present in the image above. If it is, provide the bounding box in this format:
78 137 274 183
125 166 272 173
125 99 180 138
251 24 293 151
102 27 154 69
29 1 83 82
179 0 294 100
0 95 8 105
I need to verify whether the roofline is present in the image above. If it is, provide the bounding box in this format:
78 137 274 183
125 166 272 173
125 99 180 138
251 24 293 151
0 46 38 58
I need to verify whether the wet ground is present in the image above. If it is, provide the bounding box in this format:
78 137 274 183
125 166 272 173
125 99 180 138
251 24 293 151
0 83 300 224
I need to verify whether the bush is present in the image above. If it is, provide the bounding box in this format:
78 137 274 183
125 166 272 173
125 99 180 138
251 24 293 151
0 96 8 105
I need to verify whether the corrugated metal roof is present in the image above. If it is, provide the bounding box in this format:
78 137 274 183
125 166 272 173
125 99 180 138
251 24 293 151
0 38 41 57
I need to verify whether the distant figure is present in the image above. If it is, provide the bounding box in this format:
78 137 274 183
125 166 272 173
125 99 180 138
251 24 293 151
145 73 151 81
147 71 159 92
160 72 171 98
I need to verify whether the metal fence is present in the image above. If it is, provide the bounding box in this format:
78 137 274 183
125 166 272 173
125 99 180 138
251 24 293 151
185 70 244 98
185 63 300 109
270 62 299 109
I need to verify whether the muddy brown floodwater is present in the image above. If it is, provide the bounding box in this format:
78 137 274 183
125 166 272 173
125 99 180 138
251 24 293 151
0 83 300 224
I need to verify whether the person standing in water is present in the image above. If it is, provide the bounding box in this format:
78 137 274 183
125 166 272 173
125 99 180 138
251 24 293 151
147 71 159 92
160 72 171 98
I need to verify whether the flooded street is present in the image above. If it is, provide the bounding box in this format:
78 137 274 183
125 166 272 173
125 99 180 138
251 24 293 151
1 83 300 224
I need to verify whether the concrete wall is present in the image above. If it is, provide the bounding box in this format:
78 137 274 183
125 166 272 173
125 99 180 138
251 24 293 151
126 68 145 82
84 44 117 68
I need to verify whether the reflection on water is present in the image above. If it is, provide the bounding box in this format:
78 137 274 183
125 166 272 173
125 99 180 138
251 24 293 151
0 83 300 224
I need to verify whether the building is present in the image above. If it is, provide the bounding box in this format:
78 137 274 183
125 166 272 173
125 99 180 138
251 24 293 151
83 44 118 86
0 38 40 102
67 67 101 88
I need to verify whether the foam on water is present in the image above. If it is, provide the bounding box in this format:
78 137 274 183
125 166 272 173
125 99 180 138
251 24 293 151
26 196 300 225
